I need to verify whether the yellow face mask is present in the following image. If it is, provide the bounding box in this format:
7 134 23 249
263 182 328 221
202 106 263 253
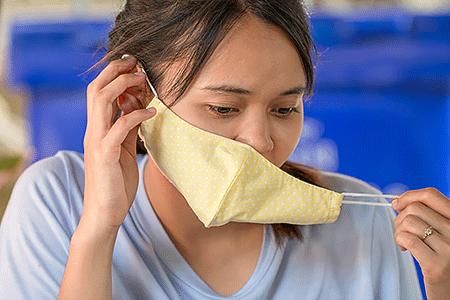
140 97 343 228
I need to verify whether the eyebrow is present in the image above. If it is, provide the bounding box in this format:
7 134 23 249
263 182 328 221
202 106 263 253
280 86 307 96
201 84 307 96
202 85 251 95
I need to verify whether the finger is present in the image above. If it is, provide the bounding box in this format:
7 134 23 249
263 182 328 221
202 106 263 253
92 72 145 112
393 188 450 218
87 55 137 97
87 72 146 138
393 201 450 243
102 108 157 151
395 213 444 250
396 228 450 287
394 212 422 251
122 123 140 156
396 213 432 240
396 231 439 269
86 56 139 119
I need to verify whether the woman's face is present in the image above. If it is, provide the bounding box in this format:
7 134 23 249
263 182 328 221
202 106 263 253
164 15 306 168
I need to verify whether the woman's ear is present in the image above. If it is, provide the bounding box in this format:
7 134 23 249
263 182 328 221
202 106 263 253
135 60 144 74
135 61 159 100
134 63 153 108
122 54 159 104
115 54 150 111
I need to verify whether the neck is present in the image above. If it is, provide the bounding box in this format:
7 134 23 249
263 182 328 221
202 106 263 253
143 156 263 249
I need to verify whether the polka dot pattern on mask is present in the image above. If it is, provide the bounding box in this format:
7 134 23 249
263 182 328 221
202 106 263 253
140 98 343 228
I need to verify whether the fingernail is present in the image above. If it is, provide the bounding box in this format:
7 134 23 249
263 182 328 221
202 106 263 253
391 198 398 209
147 107 156 114
135 72 145 76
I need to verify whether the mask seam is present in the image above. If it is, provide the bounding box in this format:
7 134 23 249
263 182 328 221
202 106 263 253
325 193 343 223
208 146 252 226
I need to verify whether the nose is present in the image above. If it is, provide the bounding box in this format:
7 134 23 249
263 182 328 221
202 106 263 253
235 114 274 156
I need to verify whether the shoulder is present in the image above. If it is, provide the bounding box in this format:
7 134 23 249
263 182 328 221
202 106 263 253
10 151 148 220
314 172 422 298
19 151 85 208
0 151 85 298
22 150 148 180
3 151 87 232
279 171 421 298
20 150 85 185
314 171 396 243
318 171 398 230
319 171 382 198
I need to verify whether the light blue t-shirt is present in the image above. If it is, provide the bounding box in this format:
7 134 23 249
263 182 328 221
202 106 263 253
0 151 422 299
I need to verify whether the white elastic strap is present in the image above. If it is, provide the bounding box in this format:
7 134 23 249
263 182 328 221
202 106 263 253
121 54 159 99
140 67 159 99
342 192 398 199
341 200 392 207
136 61 159 99
341 192 398 207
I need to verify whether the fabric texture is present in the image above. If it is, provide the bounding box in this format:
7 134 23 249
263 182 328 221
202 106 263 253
0 151 423 299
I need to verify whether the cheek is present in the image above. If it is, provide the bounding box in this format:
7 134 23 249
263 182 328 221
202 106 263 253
194 119 237 139
274 120 303 166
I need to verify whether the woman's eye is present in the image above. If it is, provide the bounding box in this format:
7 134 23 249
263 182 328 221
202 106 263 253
274 107 299 116
208 106 236 115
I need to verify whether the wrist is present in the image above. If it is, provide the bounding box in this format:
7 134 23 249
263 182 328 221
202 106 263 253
74 212 120 245
68 217 119 269
70 208 121 256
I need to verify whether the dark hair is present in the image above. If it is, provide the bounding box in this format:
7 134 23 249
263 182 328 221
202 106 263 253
100 0 320 245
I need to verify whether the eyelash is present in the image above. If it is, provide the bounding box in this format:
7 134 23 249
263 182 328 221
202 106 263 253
274 107 300 117
207 106 299 118
208 106 237 115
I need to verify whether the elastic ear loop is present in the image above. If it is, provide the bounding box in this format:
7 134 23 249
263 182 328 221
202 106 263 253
120 54 159 99
341 193 396 207
137 62 159 99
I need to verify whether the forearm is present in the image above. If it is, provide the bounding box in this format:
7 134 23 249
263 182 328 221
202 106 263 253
58 217 119 300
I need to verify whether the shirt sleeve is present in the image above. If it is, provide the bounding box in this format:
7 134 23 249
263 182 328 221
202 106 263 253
371 204 424 299
0 152 82 299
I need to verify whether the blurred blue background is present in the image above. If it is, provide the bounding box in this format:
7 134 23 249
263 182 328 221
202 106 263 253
5 9 450 299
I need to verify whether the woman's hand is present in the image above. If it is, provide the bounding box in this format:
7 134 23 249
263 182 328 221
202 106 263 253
58 55 155 299
393 188 450 300
81 55 155 232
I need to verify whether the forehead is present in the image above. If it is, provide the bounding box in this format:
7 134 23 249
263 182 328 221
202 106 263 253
193 15 306 89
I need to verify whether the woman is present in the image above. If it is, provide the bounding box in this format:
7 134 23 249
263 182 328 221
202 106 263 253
1 1 449 299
